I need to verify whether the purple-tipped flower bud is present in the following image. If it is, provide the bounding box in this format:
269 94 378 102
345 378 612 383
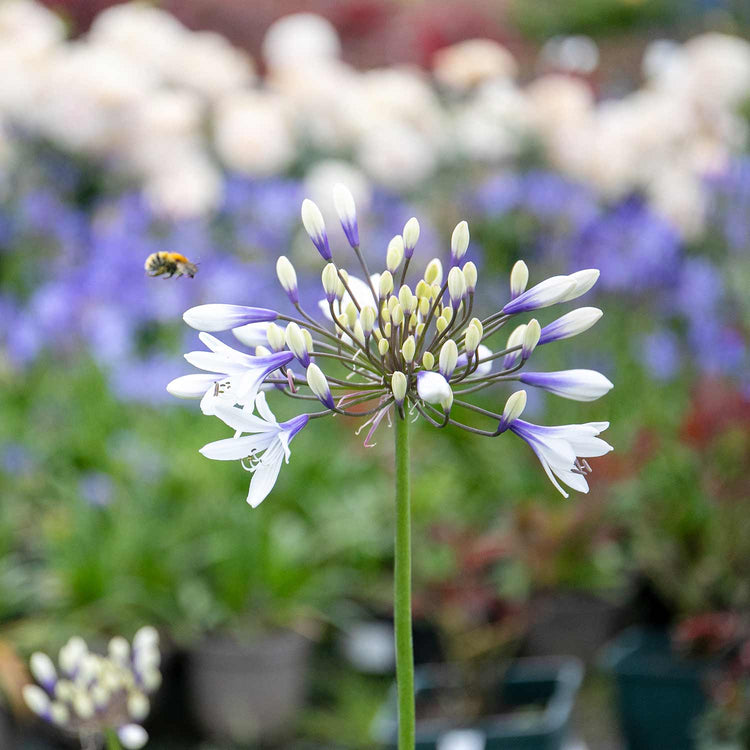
333 183 359 248
450 220 470 266
183 304 278 332
539 307 603 345
497 390 527 434
439 340 458 379
509 260 529 300
391 371 407 406
301 198 331 260
522 319 541 360
276 256 299 303
403 217 420 258
447 266 466 309
306 363 335 409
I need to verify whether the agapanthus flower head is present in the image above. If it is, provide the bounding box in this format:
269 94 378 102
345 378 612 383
23 627 161 750
168 185 613 501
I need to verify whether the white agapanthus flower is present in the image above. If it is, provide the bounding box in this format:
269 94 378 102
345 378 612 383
23 627 161 750
169 184 613 501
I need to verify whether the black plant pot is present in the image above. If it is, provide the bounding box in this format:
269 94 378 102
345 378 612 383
601 627 714 750
374 656 583 750
187 629 312 745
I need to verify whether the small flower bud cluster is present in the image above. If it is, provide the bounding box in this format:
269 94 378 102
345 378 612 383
23 627 161 750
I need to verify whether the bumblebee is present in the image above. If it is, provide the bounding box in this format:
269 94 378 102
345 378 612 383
144 252 198 279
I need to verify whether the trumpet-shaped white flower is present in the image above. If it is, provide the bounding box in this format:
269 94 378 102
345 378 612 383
519 369 614 401
167 332 293 413
199 393 309 507
506 419 613 497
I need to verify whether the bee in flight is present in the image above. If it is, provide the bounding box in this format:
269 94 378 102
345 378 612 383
144 252 198 279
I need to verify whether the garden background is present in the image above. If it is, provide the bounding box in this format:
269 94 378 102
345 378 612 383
1 0 750 747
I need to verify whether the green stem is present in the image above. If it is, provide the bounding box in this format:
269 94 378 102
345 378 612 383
394 413 415 749
104 729 122 750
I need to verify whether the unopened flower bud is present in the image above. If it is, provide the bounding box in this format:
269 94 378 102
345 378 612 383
436 316 448 333
345 302 358 328
422 351 435 370
424 258 443 286
108 637 130 663
539 307 603 345
451 220 470 265
559 269 600 302
378 338 390 356
439 339 458 379
266 322 285 352
301 198 331 260
321 263 339 302
391 371 407 405
333 183 359 248
285 322 310 367
50 701 69 725
128 691 150 721
440 388 454 413
23 685 50 717
522 319 541 359
463 261 477 293
470 317 483 338
447 266 466 309
418 297 430 316
464 324 481 354
391 304 405 328
30 653 57 690
403 217 420 258
302 328 314 353
399 285 415 313
415 279 430 299
415 322 425 337
416 371 452 406
386 235 405 273
306 363 334 409
118 724 149 750
276 256 298 303
510 260 529 299
360 306 376 336
352 320 365 347
379 270 394 298
73 691 94 720
401 335 416 363
442 305 454 325
504 324 527 369
498 390 527 433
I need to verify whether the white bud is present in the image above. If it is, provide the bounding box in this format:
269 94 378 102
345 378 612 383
416 371 452 405
118 724 149 750
391 304 404 328
470 317 484 338
378 338 390 356
352 319 365 347
451 220 470 263
510 260 529 299
464 324 481 354
440 388 454 413
276 256 298 302
402 217 420 257
332 183 358 247
306 363 334 408
462 261 477 292
301 198 331 260
59 637 87 676
108 636 130 663
266 322 286 351
23 685 50 716
401 336 416 364
447 266 466 306
559 269 599 302
321 263 339 302
500 390 527 430
50 701 69 725
539 307 603 344
399 285 415 313
285 322 309 364
360 306 376 336
140 668 161 692
128 691 150 721
30 652 57 687
422 351 435 370
386 235 405 273
379 271 394 298
391 371 407 405
133 627 159 650
522 319 541 359
439 340 458 379
73 691 94 720
424 258 443 286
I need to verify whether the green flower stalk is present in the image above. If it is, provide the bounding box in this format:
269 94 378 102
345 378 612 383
168 183 614 747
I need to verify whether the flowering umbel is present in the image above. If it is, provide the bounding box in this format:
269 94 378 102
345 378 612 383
23 627 161 749
169 183 613 503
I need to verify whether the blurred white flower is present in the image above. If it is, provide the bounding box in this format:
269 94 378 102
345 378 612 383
262 13 341 71
214 90 295 177
432 38 517 90
143 154 222 218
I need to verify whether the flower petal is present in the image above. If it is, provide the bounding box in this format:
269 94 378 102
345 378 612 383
199 433 276 461
166 373 221 399
246 441 285 507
